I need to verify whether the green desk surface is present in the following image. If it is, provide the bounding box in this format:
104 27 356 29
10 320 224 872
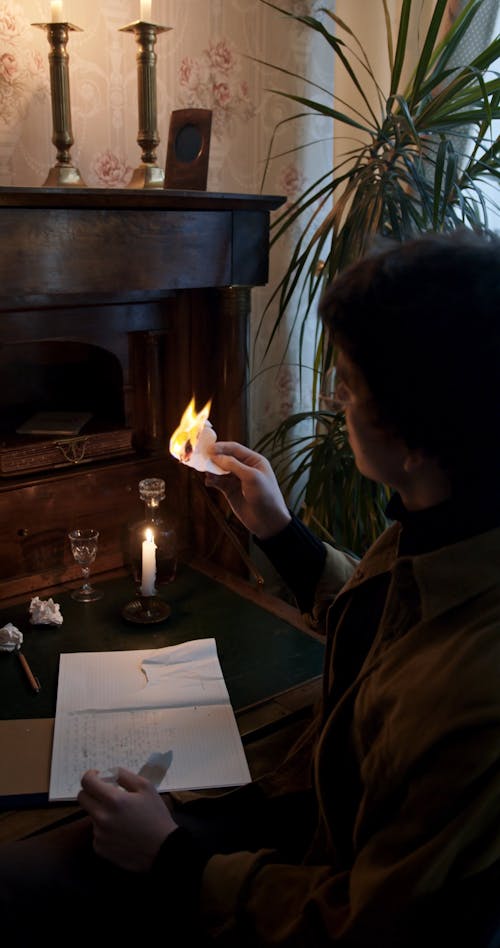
0 565 325 721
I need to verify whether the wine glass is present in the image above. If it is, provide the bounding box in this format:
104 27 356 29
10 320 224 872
68 528 103 602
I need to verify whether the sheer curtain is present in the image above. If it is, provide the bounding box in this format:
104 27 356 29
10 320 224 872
464 0 500 233
248 4 334 451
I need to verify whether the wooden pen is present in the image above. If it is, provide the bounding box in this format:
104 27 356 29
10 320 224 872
17 650 41 693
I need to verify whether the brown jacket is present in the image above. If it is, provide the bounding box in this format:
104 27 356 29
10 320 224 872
201 523 500 945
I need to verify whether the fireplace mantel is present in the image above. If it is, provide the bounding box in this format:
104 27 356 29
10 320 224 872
0 187 285 601
0 187 284 306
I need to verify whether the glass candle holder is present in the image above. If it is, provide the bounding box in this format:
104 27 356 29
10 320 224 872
122 478 176 624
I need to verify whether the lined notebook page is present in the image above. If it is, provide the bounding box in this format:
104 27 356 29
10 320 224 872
49 639 251 801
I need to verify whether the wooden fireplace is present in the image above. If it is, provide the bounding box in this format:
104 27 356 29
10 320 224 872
0 187 284 602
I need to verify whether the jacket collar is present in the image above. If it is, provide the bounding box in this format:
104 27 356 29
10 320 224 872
341 522 500 623
409 527 500 621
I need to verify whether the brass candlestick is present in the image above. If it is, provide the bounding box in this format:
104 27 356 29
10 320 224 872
32 21 85 187
120 19 172 189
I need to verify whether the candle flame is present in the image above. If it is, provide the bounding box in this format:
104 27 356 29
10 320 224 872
145 527 154 543
169 397 212 463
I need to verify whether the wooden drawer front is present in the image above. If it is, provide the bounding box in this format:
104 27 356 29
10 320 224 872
0 430 133 476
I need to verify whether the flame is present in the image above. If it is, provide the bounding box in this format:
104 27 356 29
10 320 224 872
144 528 154 543
169 397 212 463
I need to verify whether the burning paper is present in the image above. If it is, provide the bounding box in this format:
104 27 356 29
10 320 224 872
169 398 228 475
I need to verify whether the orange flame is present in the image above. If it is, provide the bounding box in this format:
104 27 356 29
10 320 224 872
169 397 212 463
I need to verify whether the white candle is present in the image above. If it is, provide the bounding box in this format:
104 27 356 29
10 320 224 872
50 1 64 22
140 0 152 21
140 527 157 597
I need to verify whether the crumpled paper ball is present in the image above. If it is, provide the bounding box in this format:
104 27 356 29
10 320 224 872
29 596 63 626
0 622 23 652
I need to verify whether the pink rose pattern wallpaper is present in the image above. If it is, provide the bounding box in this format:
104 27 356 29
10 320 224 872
0 2 47 135
178 38 255 139
89 148 133 188
0 0 331 448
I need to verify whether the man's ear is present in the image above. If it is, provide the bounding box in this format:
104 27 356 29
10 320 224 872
403 449 425 473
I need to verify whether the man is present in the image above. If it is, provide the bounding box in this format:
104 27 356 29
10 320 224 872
1 230 499 946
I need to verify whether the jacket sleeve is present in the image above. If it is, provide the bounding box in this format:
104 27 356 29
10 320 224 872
255 513 358 630
199 632 500 947
199 740 500 947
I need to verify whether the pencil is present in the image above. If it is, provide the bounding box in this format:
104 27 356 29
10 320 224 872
17 650 41 693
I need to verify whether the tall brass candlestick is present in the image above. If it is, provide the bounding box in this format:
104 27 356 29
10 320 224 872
120 19 172 189
32 21 86 187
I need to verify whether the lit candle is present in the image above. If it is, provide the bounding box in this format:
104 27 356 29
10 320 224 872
140 0 152 22
50 1 64 22
140 528 157 597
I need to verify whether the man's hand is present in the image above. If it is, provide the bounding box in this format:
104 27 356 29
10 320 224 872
78 767 178 872
205 441 291 540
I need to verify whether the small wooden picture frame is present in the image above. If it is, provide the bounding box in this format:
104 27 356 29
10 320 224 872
164 108 212 191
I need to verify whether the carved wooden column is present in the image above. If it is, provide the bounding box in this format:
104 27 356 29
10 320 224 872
144 330 165 449
186 284 252 572
213 285 250 443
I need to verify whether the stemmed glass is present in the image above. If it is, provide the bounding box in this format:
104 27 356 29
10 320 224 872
68 528 103 602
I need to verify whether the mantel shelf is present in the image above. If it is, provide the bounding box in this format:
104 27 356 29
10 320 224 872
0 186 286 213
0 188 285 304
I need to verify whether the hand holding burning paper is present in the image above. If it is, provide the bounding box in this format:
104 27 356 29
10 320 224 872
169 398 228 475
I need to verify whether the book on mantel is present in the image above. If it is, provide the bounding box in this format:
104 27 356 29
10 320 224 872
16 411 93 437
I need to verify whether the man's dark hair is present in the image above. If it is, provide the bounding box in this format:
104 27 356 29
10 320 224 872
319 229 500 492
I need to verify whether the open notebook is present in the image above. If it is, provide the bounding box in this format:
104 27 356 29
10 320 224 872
49 637 251 801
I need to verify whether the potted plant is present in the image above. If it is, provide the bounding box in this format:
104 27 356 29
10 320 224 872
253 0 500 555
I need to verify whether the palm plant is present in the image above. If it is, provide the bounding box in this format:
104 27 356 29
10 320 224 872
255 0 500 555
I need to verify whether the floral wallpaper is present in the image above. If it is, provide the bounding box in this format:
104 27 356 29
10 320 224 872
177 37 255 140
0 4 46 127
0 0 332 453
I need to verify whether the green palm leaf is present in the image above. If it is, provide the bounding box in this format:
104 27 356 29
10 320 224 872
253 0 500 553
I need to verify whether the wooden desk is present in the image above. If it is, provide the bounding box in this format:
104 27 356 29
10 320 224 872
0 562 324 840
